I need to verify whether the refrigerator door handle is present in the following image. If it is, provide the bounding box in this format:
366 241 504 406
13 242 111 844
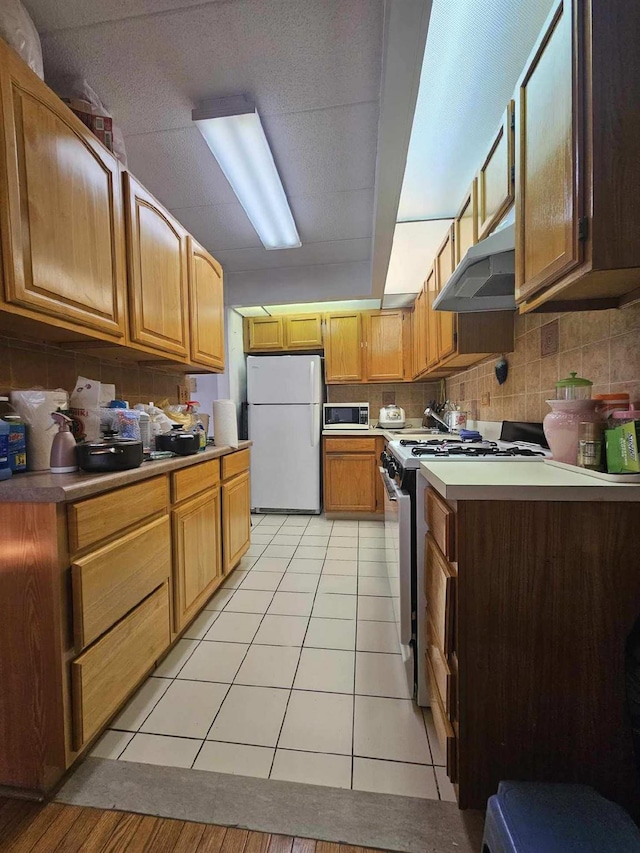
309 359 315 398
310 405 316 447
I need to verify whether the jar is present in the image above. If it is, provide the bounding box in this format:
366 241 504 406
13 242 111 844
594 392 629 419
543 399 604 465
609 405 640 425
555 371 593 401
577 421 604 471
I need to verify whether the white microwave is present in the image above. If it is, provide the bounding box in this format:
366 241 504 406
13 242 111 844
323 403 370 430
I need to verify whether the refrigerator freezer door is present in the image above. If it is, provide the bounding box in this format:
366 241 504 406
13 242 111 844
248 403 321 512
246 355 323 404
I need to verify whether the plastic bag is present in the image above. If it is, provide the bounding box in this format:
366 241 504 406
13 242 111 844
0 0 43 79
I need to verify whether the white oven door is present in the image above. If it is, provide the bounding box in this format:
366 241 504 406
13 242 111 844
380 467 413 678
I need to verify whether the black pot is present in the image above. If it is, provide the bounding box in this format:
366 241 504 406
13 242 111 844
155 427 200 456
76 438 144 472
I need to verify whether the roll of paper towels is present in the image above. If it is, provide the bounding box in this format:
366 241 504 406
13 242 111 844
10 389 69 470
213 400 238 448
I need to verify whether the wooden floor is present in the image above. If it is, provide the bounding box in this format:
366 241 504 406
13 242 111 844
0 798 390 853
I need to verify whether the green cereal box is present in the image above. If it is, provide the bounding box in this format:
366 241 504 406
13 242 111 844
606 422 640 473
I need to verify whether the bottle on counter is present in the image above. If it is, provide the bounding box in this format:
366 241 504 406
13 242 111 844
0 416 11 480
186 400 207 450
0 396 27 473
50 412 78 474
577 421 605 471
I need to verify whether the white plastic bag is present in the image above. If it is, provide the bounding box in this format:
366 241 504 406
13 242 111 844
0 0 43 79
69 376 102 442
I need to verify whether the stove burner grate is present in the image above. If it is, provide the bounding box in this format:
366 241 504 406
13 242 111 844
410 445 545 458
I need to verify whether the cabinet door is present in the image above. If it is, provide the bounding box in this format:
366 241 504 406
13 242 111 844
324 453 377 512
125 173 189 357
477 102 515 241
515 1 580 302
435 229 457 361
425 268 439 369
172 488 222 632
188 237 224 370
247 317 284 351
411 291 424 378
285 314 323 350
364 311 404 382
454 180 478 266
222 471 251 574
324 312 362 382
0 41 126 338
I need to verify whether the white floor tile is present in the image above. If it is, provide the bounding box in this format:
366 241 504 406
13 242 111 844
252 557 291 572
331 523 359 535
239 571 283 591
271 534 303 546
267 591 314 617
253 614 309 646
326 547 358 561
282 516 311 528
250 533 274 545
357 596 395 621
246 543 267 557
177 641 248 683
299 535 330 548
358 548 387 563
238 556 258 571
423 708 445 766
294 545 327 560
354 696 431 763
313 593 357 620
221 570 248 589
91 729 134 759
287 558 324 574
352 758 438 799
271 749 351 789
304 618 356 651
317 575 357 595
356 620 401 653
204 612 262 644
111 678 172 731
207 684 289 747
141 680 228 738
322 559 357 576
203 587 236 611
120 733 202 768
264 544 297 559
359 521 385 529
294 648 355 694
154 639 199 677
306 522 334 534
359 530 386 541
224 590 273 614
182 610 220 640
235 645 301 688
277 573 319 593
278 691 353 755
358 576 392 597
328 536 358 548
435 765 457 802
355 652 411 699
358 562 387 577
194 741 274 778
257 520 285 531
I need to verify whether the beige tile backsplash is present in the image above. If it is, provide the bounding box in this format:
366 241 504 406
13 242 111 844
446 304 640 423
0 334 184 405
326 381 441 422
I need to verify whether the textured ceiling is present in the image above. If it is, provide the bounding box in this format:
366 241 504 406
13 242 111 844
23 0 384 280
398 0 555 221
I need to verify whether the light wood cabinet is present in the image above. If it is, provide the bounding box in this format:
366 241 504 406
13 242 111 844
323 436 384 515
425 268 440 370
0 39 127 341
454 180 478 266
188 237 224 371
476 102 515 241
434 228 457 362
515 0 640 311
245 314 322 352
324 312 363 383
285 314 323 350
245 316 285 351
124 173 189 359
172 488 222 632
364 311 405 382
222 471 251 574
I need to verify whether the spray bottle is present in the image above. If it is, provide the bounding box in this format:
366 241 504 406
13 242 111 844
50 412 78 473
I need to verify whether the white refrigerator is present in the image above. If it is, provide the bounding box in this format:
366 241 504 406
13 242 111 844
247 355 323 513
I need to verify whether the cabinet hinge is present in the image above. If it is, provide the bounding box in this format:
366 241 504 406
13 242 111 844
510 164 515 184
510 111 515 131
578 217 589 242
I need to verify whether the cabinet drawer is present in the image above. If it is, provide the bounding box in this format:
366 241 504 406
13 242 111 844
324 437 376 453
426 617 455 717
72 515 171 649
222 448 250 481
68 476 168 554
425 652 458 786
425 488 456 560
171 458 220 504
71 584 170 749
425 534 456 656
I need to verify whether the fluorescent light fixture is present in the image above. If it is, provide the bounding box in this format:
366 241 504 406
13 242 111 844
193 95 301 250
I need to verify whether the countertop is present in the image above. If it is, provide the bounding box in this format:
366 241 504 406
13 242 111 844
0 441 252 504
322 424 429 439
419 459 640 502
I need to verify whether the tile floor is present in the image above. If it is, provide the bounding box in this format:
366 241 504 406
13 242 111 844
92 514 454 802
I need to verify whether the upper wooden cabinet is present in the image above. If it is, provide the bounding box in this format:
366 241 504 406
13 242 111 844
364 311 405 382
515 0 640 311
245 316 285 351
245 314 322 352
188 237 224 371
476 102 515 241
454 180 478 267
0 40 126 340
434 228 457 362
285 314 323 350
324 312 363 383
124 173 189 359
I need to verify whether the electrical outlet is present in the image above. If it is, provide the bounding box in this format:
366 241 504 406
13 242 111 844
187 377 197 394
177 384 190 404
481 391 491 407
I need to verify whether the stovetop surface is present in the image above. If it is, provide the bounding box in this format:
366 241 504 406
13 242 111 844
387 438 550 469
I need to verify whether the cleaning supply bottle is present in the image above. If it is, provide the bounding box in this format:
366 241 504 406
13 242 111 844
186 401 207 450
0 417 11 481
50 412 78 473
0 396 27 472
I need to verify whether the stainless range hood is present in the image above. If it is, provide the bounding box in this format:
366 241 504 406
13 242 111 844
433 222 516 313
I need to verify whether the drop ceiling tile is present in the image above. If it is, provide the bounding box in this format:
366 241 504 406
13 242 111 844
172 202 260 252
214 239 371 273
291 189 374 245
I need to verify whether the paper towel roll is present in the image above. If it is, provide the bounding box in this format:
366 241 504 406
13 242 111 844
10 389 69 470
213 399 238 448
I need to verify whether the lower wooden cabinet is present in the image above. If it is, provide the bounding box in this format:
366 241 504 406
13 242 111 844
323 436 384 515
222 471 251 574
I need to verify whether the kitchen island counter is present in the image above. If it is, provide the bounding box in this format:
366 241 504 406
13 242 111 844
0 441 252 503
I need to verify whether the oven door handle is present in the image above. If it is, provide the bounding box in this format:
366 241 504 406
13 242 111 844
379 467 398 501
